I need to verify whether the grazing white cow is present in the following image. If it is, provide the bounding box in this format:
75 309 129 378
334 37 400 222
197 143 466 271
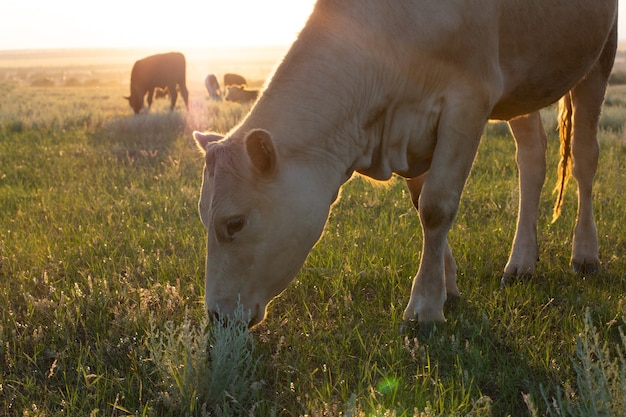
194 0 617 327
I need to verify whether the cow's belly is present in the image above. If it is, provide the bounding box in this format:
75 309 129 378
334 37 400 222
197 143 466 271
489 52 603 121
488 3 615 120
490 85 567 121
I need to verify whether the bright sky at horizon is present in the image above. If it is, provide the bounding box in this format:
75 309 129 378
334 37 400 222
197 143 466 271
1 1 626 51
0 1 317 50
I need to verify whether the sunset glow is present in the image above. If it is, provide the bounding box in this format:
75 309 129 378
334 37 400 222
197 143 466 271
0 1 316 50
1 1 625 52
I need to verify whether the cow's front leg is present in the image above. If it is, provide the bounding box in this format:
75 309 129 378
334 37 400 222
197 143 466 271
502 112 547 285
403 103 485 323
168 84 179 110
406 174 459 298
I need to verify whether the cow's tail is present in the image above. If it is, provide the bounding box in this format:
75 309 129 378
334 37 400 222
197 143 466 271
552 91 573 223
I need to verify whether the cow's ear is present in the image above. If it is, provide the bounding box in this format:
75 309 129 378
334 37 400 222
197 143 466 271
193 131 222 154
245 129 276 176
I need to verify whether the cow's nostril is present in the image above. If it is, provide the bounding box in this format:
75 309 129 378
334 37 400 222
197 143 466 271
208 309 226 326
208 304 261 328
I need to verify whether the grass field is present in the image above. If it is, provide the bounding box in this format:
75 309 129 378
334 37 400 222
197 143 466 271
0 49 625 417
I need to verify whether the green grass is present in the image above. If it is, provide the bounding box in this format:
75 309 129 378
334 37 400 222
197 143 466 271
1 69 625 416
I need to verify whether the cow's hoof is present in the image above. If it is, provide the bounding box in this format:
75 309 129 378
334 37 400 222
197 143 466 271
500 273 514 287
445 293 461 310
500 272 532 288
399 319 415 335
399 320 440 339
572 260 600 276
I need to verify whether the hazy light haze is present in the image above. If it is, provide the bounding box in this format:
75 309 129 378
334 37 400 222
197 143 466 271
0 1 625 51
0 1 317 50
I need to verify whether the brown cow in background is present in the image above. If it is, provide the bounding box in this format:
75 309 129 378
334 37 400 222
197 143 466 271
225 85 259 103
223 73 247 89
125 52 189 114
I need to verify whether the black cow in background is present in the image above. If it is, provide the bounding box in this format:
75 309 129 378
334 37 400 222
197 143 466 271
125 52 189 114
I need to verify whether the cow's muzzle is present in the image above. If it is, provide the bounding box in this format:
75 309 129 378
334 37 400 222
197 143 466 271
207 304 261 329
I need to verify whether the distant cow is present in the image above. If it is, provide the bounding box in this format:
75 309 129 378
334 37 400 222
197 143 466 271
223 73 247 88
225 85 259 103
125 52 189 114
205 74 221 99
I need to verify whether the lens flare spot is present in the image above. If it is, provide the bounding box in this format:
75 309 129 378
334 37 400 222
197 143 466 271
376 377 400 395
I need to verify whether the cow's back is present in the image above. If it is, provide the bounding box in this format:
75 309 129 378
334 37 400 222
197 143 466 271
270 0 616 121
224 73 247 88
130 52 187 90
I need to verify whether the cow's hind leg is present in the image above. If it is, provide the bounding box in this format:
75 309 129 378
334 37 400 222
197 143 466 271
567 24 616 273
406 174 459 299
180 83 189 109
501 112 547 285
147 88 155 109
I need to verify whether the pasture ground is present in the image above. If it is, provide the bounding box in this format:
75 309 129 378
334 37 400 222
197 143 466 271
0 48 625 416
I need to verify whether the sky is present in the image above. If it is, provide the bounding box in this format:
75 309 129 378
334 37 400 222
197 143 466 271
0 1 317 50
0 1 625 51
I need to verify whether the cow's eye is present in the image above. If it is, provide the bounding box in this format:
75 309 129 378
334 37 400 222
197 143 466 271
226 216 246 238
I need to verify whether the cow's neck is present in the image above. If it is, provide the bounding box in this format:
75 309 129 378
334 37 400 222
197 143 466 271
238 26 441 193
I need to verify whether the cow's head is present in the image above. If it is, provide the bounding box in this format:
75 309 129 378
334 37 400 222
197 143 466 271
224 86 242 102
194 129 334 327
124 93 143 115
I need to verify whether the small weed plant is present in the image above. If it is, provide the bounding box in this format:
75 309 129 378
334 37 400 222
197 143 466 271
146 305 268 416
527 310 626 417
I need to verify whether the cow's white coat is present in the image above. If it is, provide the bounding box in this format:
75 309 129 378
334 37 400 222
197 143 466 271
194 0 617 326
